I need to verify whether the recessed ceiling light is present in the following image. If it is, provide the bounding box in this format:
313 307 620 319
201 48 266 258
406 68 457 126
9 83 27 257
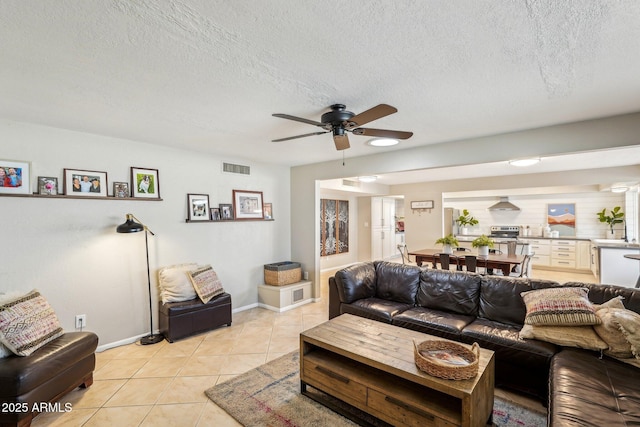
611 186 629 193
367 138 399 147
508 158 541 167
358 176 378 183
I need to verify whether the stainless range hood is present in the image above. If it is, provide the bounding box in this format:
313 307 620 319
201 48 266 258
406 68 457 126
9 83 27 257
488 197 520 211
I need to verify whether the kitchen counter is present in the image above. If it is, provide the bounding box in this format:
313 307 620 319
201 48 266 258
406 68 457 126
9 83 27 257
590 238 639 249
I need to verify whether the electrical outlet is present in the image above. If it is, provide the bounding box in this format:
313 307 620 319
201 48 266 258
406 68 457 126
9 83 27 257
75 314 86 329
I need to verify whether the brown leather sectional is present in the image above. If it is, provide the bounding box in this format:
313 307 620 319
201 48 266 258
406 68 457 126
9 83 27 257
328 261 640 426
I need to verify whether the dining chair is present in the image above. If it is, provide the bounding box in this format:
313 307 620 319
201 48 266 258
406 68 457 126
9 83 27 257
397 244 416 265
510 253 534 278
464 255 486 274
438 253 451 270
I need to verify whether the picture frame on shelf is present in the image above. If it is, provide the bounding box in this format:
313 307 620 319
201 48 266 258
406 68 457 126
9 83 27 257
210 207 221 221
37 176 58 196
113 182 130 198
187 194 210 221
63 168 108 197
131 167 160 199
233 189 264 220
0 159 31 195
263 202 273 219
219 203 234 220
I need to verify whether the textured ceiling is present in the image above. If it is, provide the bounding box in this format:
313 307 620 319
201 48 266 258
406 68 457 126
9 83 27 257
2 1 640 169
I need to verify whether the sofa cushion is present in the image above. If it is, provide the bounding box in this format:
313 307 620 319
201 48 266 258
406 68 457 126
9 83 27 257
0 290 64 356
393 307 475 339
417 269 481 316
564 281 640 313
550 348 640 426
519 324 608 351
478 276 534 326
340 298 411 324
521 287 600 326
334 262 376 304
374 261 420 305
594 307 639 359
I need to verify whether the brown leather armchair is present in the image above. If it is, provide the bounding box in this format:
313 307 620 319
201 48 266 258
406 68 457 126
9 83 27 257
0 331 98 427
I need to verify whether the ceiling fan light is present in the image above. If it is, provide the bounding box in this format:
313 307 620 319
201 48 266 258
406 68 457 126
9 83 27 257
508 157 541 167
367 138 399 147
611 186 629 193
358 176 378 183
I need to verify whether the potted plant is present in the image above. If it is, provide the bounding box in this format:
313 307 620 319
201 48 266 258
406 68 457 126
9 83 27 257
472 235 494 256
597 206 624 239
435 234 459 254
455 209 479 235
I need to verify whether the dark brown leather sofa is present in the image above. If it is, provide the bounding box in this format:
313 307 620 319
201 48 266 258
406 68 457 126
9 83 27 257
0 331 98 427
328 261 640 426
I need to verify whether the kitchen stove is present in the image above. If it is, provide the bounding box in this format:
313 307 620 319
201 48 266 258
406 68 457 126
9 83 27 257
489 225 520 240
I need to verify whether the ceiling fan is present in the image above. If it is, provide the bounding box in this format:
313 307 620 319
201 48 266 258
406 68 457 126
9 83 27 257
271 104 413 151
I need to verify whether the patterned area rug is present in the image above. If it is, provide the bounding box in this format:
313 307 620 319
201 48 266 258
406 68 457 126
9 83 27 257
206 351 547 427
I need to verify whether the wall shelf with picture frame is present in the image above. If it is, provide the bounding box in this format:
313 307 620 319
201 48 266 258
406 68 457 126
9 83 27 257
0 193 163 201
185 190 274 223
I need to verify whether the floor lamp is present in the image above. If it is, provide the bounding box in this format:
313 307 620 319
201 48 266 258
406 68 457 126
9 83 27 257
116 213 164 345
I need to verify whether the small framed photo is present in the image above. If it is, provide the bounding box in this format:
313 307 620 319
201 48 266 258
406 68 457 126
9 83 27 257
113 182 130 198
263 202 273 219
219 203 234 220
233 190 264 220
64 168 108 197
187 194 210 221
131 167 160 199
37 176 58 195
0 159 31 195
210 207 221 221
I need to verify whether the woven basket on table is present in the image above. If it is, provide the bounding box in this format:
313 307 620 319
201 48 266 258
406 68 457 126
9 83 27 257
413 339 479 380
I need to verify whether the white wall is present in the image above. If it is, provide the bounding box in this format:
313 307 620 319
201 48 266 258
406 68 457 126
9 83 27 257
0 120 291 349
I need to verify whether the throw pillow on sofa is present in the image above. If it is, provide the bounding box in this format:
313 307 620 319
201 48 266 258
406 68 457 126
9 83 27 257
188 265 224 304
519 324 608 351
0 290 64 356
594 307 640 360
158 263 198 304
521 287 600 326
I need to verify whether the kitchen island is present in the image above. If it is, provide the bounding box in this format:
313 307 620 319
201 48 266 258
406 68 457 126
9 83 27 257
591 239 640 287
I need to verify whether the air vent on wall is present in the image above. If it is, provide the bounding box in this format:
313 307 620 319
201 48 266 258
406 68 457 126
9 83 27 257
292 288 304 303
342 179 360 188
222 162 250 175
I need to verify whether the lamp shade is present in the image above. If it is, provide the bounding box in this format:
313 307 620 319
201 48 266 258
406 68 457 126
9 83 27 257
116 214 144 233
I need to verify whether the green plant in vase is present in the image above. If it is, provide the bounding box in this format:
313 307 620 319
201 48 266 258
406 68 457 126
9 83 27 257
472 235 494 256
597 206 624 238
435 234 459 254
455 209 479 235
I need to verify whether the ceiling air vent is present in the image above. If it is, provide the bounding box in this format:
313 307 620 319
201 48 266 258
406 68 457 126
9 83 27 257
222 162 250 175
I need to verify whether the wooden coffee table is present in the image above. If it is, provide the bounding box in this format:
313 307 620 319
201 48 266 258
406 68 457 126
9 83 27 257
300 314 495 427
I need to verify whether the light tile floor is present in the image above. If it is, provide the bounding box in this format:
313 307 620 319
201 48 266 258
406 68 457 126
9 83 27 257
32 265 594 426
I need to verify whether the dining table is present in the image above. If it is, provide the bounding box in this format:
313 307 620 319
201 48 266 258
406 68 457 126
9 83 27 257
408 248 525 274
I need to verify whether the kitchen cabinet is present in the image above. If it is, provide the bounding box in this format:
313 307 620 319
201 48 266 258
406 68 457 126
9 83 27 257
576 241 591 270
520 238 550 266
371 197 396 260
551 239 575 269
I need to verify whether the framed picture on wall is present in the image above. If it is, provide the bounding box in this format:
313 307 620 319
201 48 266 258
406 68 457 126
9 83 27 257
210 207 221 221
263 202 273 219
233 189 264 220
187 194 210 221
63 168 108 197
131 167 160 198
547 203 576 236
0 159 31 195
37 176 58 195
113 182 130 198
219 203 234 220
